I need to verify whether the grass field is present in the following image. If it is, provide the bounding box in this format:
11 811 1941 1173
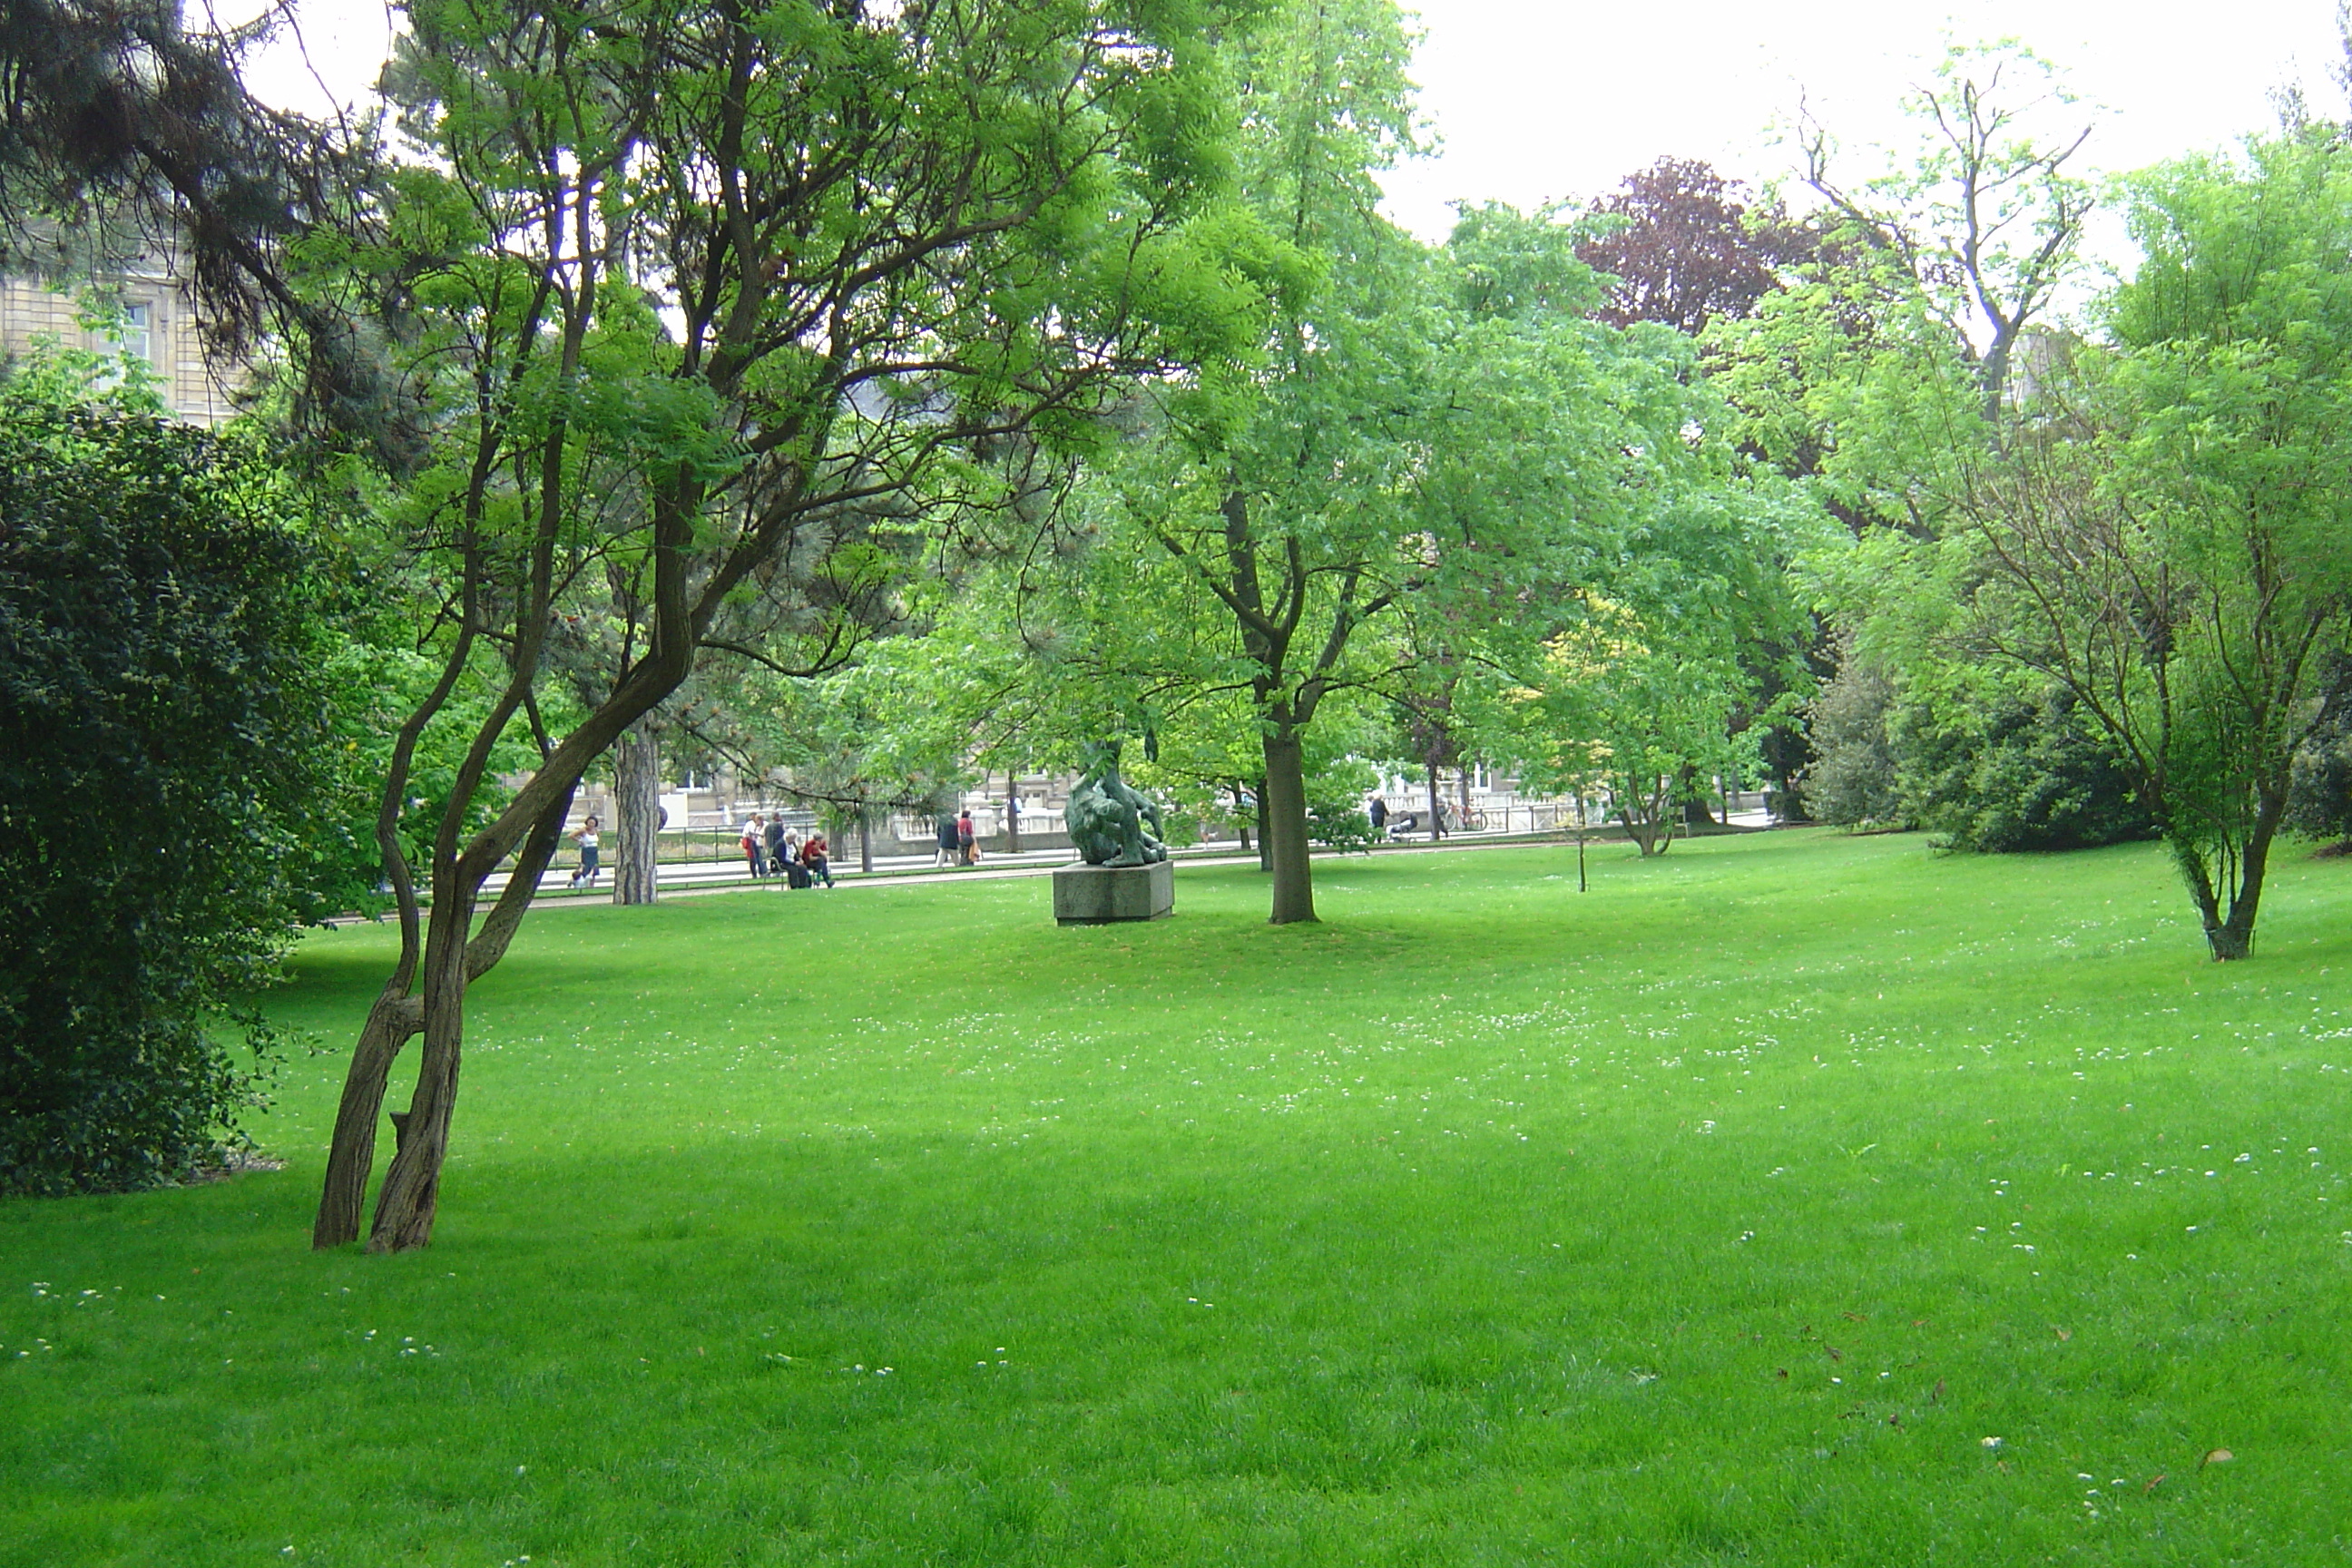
5 829 2351 1566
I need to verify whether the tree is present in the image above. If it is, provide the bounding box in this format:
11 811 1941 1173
1793 42 2095 416
1577 157 1810 337
1891 681 2152 853
1794 638 1903 829
311 0 1243 1250
0 364 333 1193
1511 594 1764 857
1943 132 2352 958
2286 655 2352 851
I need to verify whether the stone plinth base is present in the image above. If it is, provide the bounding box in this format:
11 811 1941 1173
1053 859 1174 925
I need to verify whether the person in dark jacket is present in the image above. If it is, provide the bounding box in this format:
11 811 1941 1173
936 813 960 868
763 815 789 884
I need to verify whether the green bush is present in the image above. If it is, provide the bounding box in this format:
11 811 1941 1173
0 388 329 1193
1894 684 2153 853
1794 648 1903 828
2286 655 2351 847
1305 804 1379 851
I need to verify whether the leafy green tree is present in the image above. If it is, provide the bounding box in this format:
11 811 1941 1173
1791 41 2095 417
1511 595 1764 856
0 369 334 1193
1945 131 2352 958
311 0 1245 1250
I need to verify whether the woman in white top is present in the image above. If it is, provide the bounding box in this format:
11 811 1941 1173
569 816 601 887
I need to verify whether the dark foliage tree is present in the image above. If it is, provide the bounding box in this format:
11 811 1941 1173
1577 157 1810 337
0 377 330 1193
2286 655 2352 850
1893 684 2153 853
0 0 412 464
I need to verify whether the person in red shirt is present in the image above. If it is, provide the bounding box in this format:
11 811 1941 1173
800 829 835 887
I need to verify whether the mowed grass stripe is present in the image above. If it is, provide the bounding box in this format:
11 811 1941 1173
3 830 2348 1565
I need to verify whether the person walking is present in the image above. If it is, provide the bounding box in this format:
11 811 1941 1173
1367 795 1388 837
742 813 768 879
956 808 976 866
801 828 835 887
936 813 960 868
568 816 602 888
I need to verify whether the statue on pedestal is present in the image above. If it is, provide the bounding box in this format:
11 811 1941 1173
1065 740 1168 867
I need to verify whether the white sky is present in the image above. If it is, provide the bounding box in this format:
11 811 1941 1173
1381 0 2345 241
233 0 2345 262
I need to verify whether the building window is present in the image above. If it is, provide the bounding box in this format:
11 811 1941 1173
117 301 152 365
93 299 154 387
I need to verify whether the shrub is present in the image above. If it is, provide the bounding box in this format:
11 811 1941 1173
1894 685 2154 853
2286 655 2352 848
0 388 329 1193
1795 647 1903 828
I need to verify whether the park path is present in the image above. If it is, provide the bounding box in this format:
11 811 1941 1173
477 832 1611 912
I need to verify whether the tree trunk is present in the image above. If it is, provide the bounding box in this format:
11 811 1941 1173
858 807 875 874
1005 789 1022 855
612 725 661 905
1426 761 1445 843
1231 781 1253 857
310 990 423 1248
1680 764 1720 828
1261 733 1316 924
1458 766 1473 826
2198 791 2287 962
367 899 469 1251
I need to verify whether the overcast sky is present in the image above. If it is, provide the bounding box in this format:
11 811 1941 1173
1379 0 2343 240
230 0 2347 258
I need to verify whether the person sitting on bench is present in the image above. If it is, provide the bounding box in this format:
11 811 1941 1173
800 829 835 888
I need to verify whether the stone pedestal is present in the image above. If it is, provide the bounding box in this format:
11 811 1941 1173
1053 859 1174 925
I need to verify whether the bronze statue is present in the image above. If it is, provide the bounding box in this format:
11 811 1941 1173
1065 740 1168 867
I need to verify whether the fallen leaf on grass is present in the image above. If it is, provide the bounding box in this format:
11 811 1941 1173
1931 1378 1945 1403
2144 1474 2166 1493
2200 1448 2234 1468
2052 1326 2073 1341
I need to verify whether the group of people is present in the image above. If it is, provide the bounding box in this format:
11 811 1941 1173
935 808 980 867
741 812 835 888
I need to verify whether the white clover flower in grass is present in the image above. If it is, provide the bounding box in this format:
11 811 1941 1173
1982 1436 2003 1449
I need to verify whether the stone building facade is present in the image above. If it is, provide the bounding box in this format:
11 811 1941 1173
0 253 242 425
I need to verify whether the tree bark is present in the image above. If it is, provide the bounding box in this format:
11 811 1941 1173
310 991 423 1248
1426 761 1446 844
367 897 470 1252
2189 788 2287 962
1005 788 1021 854
1262 732 1316 924
612 724 661 905
857 807 875 874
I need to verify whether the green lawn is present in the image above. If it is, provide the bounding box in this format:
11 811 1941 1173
5 830 2351 1566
